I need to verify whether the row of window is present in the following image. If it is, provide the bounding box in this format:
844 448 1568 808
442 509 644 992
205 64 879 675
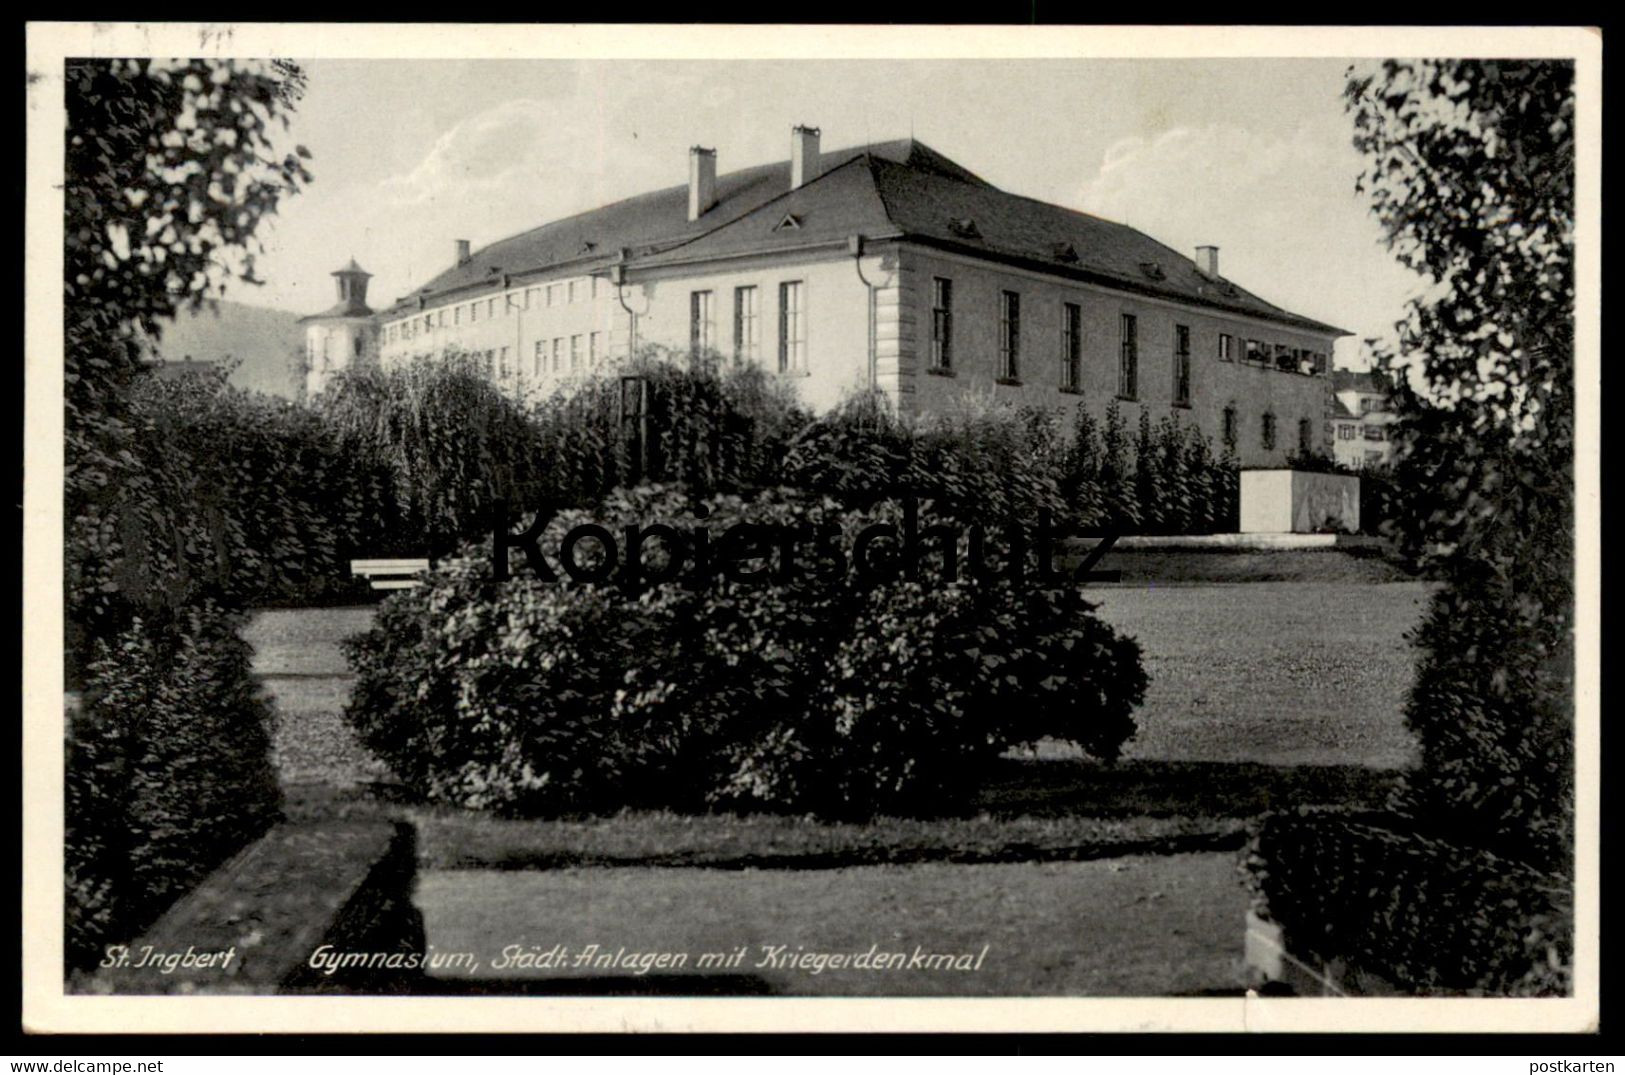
928 277 1326 398
385 277 605 345
1336 423 1388 442
1221 404 1317 454
689 281 806 372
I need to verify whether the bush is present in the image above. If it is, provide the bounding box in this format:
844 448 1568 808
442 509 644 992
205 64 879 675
1242 808 1572 995
343 483 1146 819
65 601 282 974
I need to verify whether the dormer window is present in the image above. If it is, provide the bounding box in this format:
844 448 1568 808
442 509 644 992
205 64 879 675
1139 261 1166 281
774 213 802 232
1050 242 1079 263
947 218 981 240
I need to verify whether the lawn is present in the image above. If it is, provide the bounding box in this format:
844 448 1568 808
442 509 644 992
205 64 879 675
412 852 1253 996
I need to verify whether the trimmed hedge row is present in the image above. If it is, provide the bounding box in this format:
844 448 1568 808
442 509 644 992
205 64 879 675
65 601 283 975
1241 808 1572 996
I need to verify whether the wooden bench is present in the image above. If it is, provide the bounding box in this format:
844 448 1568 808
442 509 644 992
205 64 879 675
349 558 431 590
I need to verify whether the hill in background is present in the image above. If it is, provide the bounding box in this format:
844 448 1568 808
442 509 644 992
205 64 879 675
148 299 306 400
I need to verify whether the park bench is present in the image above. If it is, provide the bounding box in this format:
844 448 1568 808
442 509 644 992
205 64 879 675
349 558 431 590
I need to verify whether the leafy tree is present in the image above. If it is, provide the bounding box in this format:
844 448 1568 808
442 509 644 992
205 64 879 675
65 58 313 663
1346 60 1575 870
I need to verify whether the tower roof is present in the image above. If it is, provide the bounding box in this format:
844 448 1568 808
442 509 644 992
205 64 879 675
333 257 371 278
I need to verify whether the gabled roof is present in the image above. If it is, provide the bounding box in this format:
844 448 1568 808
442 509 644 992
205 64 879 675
385 137 1350 337
1332 369 1391 394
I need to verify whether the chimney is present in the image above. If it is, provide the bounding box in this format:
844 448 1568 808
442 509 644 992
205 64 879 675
791 125 821 190
1195 245 1220 277
688 146 717 222
455 239 471 266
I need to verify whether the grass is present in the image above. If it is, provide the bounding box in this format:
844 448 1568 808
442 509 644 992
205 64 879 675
412 852 1254 996
1076 545 1417 584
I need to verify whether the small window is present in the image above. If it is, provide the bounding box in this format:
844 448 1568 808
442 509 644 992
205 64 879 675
1061 302 1081 390
1261 412 1277 451
1339 423 1356 441
1219 333 1233 362
778 281 806 373
1118 314 1138 399
690 290 715 352
1245 339 1263 364
998 291 1020 380
1298 418 1314 453
931 277 953 371
1173 324 1191 406
734 286 760 362
1222 404 1239 450
1364 425 1386 442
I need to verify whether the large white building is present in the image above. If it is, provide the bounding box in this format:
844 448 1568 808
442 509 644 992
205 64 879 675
352 126 1348 467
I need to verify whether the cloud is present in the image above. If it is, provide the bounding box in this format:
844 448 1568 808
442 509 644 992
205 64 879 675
1078 123 1424 365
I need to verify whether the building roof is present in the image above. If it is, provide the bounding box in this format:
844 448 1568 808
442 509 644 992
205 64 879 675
1332 368 1392 395
384 138 1351 336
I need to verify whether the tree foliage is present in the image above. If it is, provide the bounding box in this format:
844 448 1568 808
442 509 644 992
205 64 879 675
1345 59 1575 869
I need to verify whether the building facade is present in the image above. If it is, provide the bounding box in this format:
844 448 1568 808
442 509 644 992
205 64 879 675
1328 369 1397 469
301 259 379 398
374 128 1348 466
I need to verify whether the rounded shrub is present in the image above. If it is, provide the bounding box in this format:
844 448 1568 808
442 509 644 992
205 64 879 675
343 483 1145 818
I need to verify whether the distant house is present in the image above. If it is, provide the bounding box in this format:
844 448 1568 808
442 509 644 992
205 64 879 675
370 124 1351 467
1328 369 1397 469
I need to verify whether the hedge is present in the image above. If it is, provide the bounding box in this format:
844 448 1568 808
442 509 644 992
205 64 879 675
65 600 283 975
1242 808 1571 995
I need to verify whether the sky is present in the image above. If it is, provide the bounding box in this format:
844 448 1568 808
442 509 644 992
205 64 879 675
246 57 1427 368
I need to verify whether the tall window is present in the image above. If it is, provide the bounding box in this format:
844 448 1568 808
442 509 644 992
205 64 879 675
1118 314 1138 399
1061 302 1081 390
1222 404 1239 451
998 291 1021 380
930 278 953 371
1173 324 1192 405
546 284 560 307
533 340 544 378
552 337 563 372
1219 333 1233 362
1299 418 1314 453
487 298 497 319
590 331 602 366
498 346 510 378
568 279 580 304
454 306 462 326
733 286 759 361
778 281 805 373
570 334 583 371
690 290 715 351
1261 411 1277 451
470 303 479 323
